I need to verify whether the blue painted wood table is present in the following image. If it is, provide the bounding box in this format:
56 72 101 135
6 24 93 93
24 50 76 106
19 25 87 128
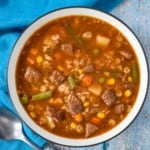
58 0 150 150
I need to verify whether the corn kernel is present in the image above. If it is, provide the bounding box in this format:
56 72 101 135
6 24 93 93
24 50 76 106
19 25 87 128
124 89 132 97
97 112 105 119
70 122 77 129
30 112 36 118
128 76 133 82
116 90 123 97
83 101 90 107
77 69 83 75
36 56 43 63
57 65 64 71
107 78 115 85
108 119 116 126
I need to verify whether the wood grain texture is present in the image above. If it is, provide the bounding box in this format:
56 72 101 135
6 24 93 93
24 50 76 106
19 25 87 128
57 0 150 149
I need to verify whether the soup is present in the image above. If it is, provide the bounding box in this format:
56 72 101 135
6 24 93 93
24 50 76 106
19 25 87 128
16 16 140 138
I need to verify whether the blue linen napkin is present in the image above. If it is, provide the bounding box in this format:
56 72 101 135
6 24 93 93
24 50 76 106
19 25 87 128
0 0 122 149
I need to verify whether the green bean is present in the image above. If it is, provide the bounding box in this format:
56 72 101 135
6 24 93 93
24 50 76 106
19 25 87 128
21 96 28 104
131 64 138 83
110 71 122 78
65 23 84 47
68 75 76 90
32 91 52 101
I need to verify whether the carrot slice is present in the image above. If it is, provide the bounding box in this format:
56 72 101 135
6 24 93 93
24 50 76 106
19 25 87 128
91 117 101 125
82 74 93 87
50 97 63 107
73 113 83 123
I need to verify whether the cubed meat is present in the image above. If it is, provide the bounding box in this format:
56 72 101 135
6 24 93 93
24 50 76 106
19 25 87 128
83 64 95 73
46 107 66 122
114 103 125 114
67 92 83 114
49 70 65 86
101 89 116 107
61 43 73 56
119 50 133 60
85 123 98 138
24 66 41 83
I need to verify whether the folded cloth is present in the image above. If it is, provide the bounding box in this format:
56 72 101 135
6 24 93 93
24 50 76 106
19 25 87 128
0 0 122 149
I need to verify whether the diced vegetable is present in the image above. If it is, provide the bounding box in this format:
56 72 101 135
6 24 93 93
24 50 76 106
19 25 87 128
108 119 116 126
57 65 64 71
124 89 132 97
21 96 28 104
110 71 119 78
91 117 101 125
97 112 105 119
83 101 90 107
70 122 77 129
131 64 138 83
36 56 43 63
68 75 76 90
27 57 34 65
32 91 52 101
46 116 55 129
98 77 105 84
96 34 110 47
50 97 63 107
116 90 123 97
107 78 115 85
30 112 36 118
30 48 38 55
82 74 93 87
65 23 84 47
128 76 133 82
73 113 83 123
88 84 102 96
93 48 100 56
82 32 92 39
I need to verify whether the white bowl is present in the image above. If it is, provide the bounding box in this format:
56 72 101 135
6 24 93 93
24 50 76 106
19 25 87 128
7 7 149 147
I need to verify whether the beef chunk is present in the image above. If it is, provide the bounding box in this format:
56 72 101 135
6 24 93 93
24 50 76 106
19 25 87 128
49 70 65 86
119 50 133 60
101 89 116 107
46 107 66 122
67 92 83 114
85 123 98 138
24 66 41 83
83 64 95 73
61 43 73 56
114 103 125 114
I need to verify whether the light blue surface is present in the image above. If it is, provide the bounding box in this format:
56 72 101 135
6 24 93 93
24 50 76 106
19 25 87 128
0 0 150 150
